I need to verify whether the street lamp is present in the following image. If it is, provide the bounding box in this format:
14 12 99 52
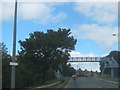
10 0 18 89
112 33 120 36
112 33 120 51
112 33 117 36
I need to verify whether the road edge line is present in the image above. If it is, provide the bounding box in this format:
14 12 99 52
64 77 71 88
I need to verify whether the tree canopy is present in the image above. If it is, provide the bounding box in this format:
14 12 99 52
1 43 11 88
18 28 77 86
2 28 77 88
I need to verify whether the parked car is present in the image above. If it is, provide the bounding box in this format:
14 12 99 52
84 74 90 77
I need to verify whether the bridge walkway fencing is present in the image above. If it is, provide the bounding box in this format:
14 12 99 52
68 57 103 62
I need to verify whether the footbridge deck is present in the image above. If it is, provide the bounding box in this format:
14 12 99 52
68 57 103 62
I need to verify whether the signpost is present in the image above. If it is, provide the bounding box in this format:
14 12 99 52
10 62 18 66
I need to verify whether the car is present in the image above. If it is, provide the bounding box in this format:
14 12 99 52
72 75 76 78
72 75 77 80
94 74 98 77
84 74 89 77
72 75 76 77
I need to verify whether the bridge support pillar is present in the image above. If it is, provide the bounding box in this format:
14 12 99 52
102 64 106 75
102 67 105 75
111 68 114 78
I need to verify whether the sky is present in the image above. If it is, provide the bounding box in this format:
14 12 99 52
1 0 119 72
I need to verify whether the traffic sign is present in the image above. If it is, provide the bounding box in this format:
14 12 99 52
10 62 18 66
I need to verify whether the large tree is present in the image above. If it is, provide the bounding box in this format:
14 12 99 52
62 63 76 77
1 43 11 88
18 28 77 84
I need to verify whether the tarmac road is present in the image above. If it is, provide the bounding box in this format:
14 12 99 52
65 76 119 88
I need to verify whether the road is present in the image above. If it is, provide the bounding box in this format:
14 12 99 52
65 76 119 88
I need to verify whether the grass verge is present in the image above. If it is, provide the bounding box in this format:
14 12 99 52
98 74 119 82
23 77 70 90
24 78 62 89
53 77 70 88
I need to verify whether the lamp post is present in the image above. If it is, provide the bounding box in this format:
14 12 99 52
10 0 18 89
112 33 120 36
112 33 120 51
112 33 119 78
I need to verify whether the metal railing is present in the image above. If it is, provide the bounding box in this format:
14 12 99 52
68 57 103 62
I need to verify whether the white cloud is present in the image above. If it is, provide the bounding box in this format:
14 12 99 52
1 1 14 21
52 12 67 23
72 24 118 51
1 0 119 3
74 2 118 24
1 2 67 24
73 2 118 51
18 3 53 24
44 2 68 6
18 2 67 24
70 62 101 72
69 51 108 57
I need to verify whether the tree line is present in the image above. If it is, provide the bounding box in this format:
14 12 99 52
2 28 77 88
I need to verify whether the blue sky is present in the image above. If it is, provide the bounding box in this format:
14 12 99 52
1 0 118 71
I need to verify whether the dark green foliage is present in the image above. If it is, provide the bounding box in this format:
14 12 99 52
2 29 77 88
62 63 76 77
46 67 55 81
1 43 11 88
17 28 77 87
100 60 105 73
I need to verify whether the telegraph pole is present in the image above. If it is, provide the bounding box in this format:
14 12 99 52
10 0 18 89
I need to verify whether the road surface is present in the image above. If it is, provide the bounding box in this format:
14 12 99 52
65 76 119 88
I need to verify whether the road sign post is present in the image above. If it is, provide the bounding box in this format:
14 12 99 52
10 62 18 66
111 68 114 78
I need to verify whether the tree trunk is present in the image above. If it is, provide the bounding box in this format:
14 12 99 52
42 71 47 84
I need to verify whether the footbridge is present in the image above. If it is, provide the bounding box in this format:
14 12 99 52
68 57 103 62
68 56 119 78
